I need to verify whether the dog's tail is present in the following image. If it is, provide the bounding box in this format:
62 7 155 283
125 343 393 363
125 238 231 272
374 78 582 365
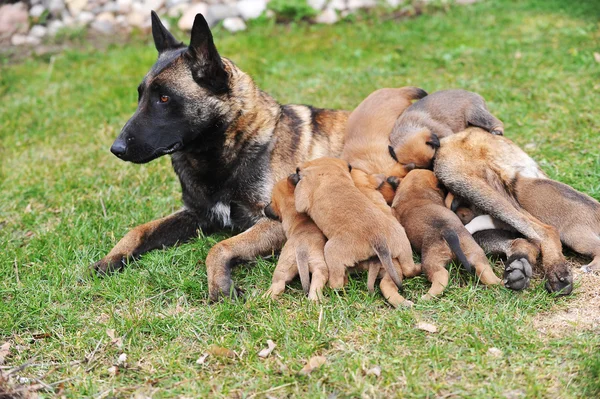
295 247 311 295
397 86 428 102
372 239 403 289
441 229 474 274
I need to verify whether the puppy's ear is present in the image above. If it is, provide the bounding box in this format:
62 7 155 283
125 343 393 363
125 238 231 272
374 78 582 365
386 176 401 191
426 133 440 149
288 173 300 186
388 145 399 162
404 163 416 172
348 163 353 173
264 203 280 221
449 195 462 212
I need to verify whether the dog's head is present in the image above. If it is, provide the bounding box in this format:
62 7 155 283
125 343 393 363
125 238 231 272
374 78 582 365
396 169 444 201
264 176 298 221
389 129 440 170
110 12 230 163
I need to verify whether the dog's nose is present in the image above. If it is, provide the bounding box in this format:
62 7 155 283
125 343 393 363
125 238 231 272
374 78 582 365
110 139 127 158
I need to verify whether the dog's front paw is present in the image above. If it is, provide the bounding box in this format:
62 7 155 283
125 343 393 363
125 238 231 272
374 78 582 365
544 267 573 296
90 255 127 276
491 127 504 135
503 255 533 291
208 278 243 302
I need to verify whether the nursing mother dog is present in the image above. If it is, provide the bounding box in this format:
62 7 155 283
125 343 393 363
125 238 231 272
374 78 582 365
91 12 348 300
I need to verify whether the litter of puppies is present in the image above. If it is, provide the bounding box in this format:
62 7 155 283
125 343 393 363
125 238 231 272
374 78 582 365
264 87 597 303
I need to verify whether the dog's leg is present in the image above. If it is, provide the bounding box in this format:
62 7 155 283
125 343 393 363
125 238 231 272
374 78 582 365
458 231 502 286
420 243 451 300
379 272 413 308
560 228 600 273
473 230 538 291
441 177 572 294
206 218 286 301
91 209 201 274
323 239 353 289
467 106 504 135
265 244 297 300
308 254 329 302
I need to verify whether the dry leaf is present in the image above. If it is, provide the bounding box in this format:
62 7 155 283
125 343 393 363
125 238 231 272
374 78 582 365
594 52 600 63
207 345 235 358
487 347 503 357
117 353 127 366
107 365 119 375
196 353 209 365
24 203 32 213
32 332 52 340
514 51 522 59
299 355 326 375
258 340 276 358
416 322 438 333
106 329 123 348
0 342 10 364
96 313 110 324
275 358 289 374
365 365 381 377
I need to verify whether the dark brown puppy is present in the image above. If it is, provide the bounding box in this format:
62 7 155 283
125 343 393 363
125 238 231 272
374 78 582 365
293 157 416 295
392 169 502 299
389 89 503 169
263 176 328 301
434 127 574 294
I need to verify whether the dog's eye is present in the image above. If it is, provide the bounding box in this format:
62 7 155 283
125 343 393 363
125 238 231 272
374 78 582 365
159 95 170 103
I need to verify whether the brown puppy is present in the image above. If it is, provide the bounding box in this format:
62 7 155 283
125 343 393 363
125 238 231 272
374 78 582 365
392 169 502 299
263 176 328 301
350 169 422 297
389 89 503 169
434 127 573 294
342 86 427 202
292 157 416 298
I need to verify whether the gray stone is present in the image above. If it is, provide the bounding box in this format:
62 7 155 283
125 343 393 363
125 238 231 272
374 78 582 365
91 19 115 34
236 0 265 20
30 4 47 18
456 0 478 4
127 11 148 28
11 33 41 46
385 0 403 6
0 3 29 35
167 3 187 17
315 7 337 24
102 2 121 13
45 0 66 15
166 0 189 7
96 11 116 22
116 0 133 14
29 25 49 38
47 19 65 35
222 16 246 32
178 3 209 30
328 0 346 10
66 0 88 16
206 3 238 26
347 0 376 10
76 10 95 24
308 0 326 11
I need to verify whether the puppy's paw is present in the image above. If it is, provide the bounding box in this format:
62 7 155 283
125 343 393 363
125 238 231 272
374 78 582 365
90 255 127 276
208 278 243 302
544 268 573 296
581 259 600 273
503 255 533 291
491 127 504 135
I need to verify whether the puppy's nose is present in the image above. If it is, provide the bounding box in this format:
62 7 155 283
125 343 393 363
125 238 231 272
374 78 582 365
110 139 127 158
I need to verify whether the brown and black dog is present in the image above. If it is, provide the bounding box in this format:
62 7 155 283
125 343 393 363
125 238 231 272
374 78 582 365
434 127 576 294
389 89 503 169
263 176 328 301
392 169 502 299
91 12 349 300
341 86 427 202
292 157 417 296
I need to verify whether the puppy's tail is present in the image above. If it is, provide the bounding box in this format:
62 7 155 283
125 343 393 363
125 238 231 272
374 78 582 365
296 247 311 295
441 230 474 274
372 240 403 289
398 86 428 101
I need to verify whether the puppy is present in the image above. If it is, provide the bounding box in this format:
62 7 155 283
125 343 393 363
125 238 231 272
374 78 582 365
264 176 328 301
342 86 427 202
392 169 502 299
292 157 416 298
350 168 421 299
389 89 503 169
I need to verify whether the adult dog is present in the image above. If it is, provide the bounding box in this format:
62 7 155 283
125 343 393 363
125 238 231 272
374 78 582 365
91 12 349 300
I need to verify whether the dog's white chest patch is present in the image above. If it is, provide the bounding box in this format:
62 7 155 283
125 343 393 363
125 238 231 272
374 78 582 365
211 202 232 227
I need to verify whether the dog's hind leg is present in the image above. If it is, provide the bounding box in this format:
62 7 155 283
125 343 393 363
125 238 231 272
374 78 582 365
466 106 504 135
420 242 451 300
379 273 413 308
206 218 286 301
308 254 328 302
560 228 600 273
457 231 502 286
323 239 354 289
91 209 201 275
265 243 297 300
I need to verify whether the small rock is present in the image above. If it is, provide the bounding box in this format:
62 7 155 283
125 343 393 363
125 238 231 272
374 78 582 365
386 0 403 6
178 3 209 31
365 365 381 377
30 4 47 18
96 11 116 22
77 10 95 24
328 0 347 11
91 18 115 33
308 0 327 10
116 0 133 14
222 16 246 32
166 0 189 7
347 0 376 10
29 25 48 38
415 322 438 333
46 0 66 16
206 3 238 26
167 3 187 17
48 19 65 35
11 34 41 46
0 3 29 35
237 0 265 20
102 2 121 13
487 347 503 357
66 0 88 16
315 8 337 24
127 11 147 29
115 14 127 26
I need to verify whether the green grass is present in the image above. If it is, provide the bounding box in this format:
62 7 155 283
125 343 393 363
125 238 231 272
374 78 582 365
1 0 600 397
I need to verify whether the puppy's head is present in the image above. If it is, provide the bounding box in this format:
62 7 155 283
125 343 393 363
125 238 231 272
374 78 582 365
455 206 476 225
264 176 297 221
293 157 352 212
389 129 440 170
397 169 444 201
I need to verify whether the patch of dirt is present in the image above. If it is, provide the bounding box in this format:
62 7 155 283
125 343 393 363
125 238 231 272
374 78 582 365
533 264 600 337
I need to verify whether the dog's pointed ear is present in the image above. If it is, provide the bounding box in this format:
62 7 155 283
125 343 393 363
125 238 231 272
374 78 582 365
151 11 183 53
388 145 398 162
186 14 229 94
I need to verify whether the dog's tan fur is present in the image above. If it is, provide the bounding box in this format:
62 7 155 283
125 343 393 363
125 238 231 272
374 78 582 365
434 127 574 294
293 157 415 297
264 177 328 301
389 89 503 169
392 169 502 299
